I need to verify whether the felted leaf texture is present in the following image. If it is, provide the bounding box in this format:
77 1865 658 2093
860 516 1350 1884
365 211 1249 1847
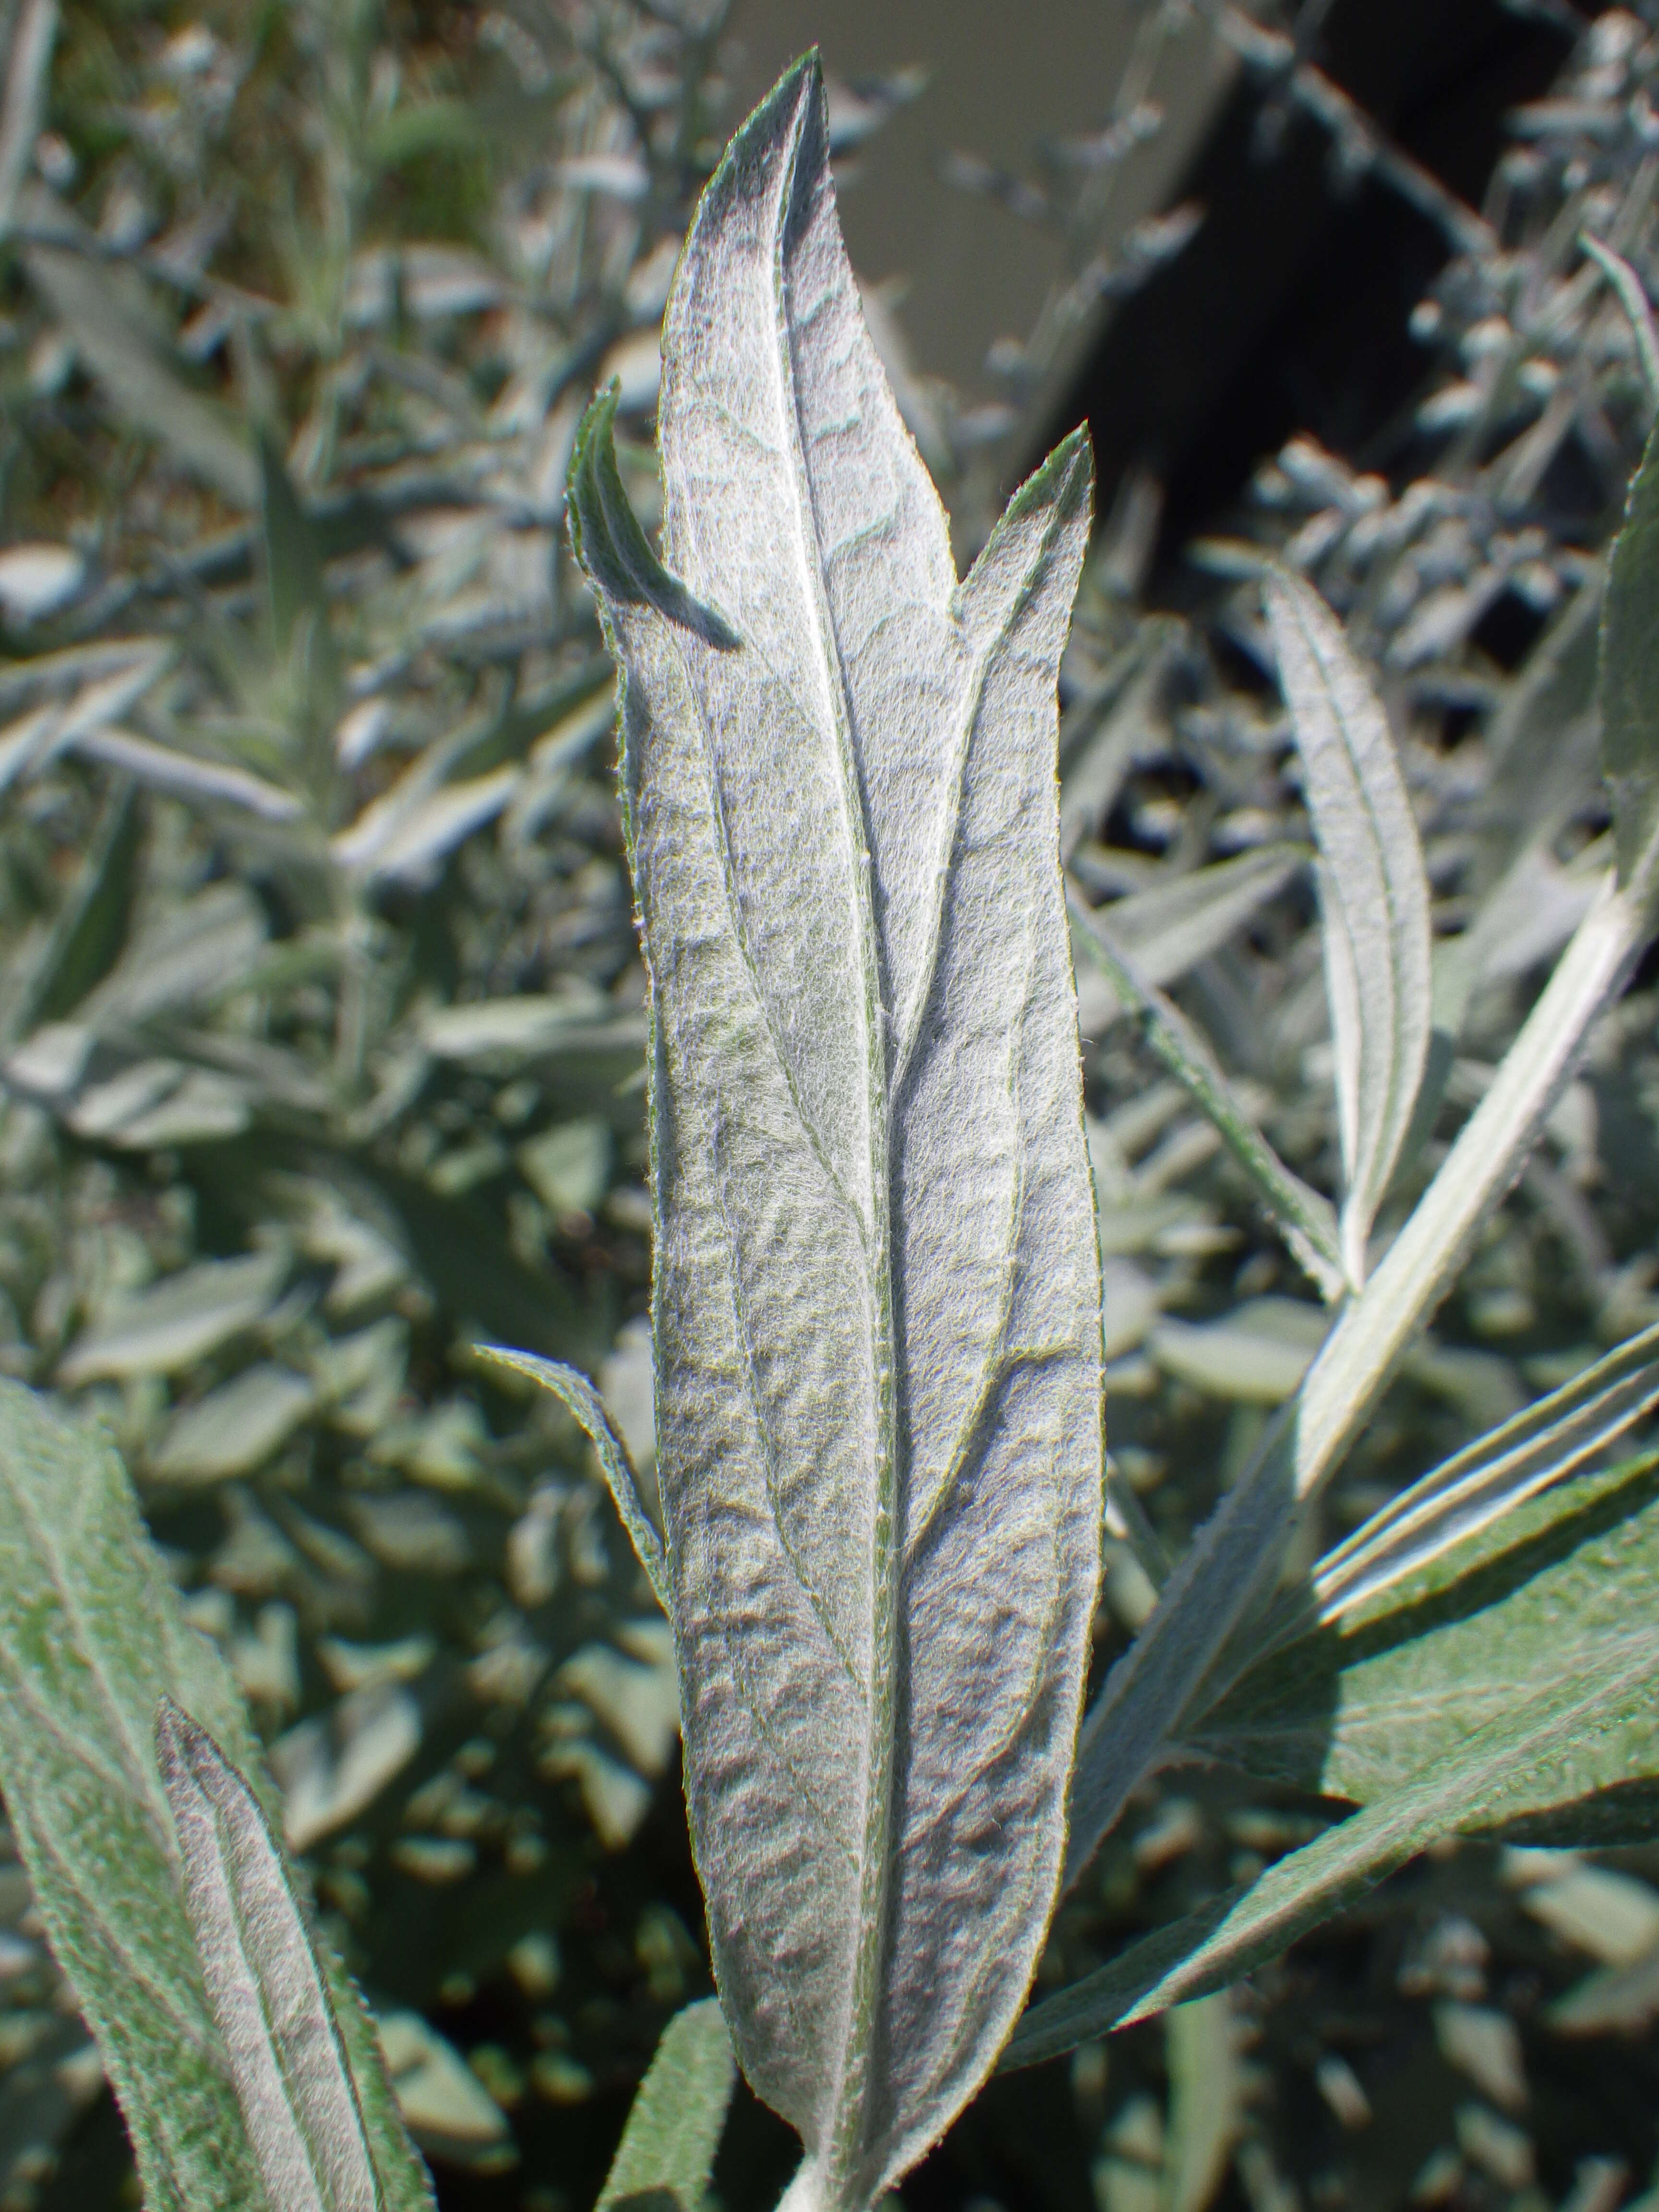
565 53 1103 2212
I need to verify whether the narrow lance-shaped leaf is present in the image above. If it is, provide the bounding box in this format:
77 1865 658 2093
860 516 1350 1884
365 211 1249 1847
0 1377 433 2212
0 0 57 234
565 55 1103 2212
1090 843 1312 998
156 1701 381 2212
0 1378 267 2212
1010 1622 1659 2069
1582 233 1659 419
1305 1318 1659 1625
597 1998 737 2212
23 212 260 509
1195 1452 1659 1827
1060 407 1659 1868
1265 572 1431 1287
477 1344 668 1608
1599 404 1659 890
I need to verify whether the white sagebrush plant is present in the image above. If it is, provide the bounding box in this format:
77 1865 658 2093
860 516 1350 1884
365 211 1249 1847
7 50 1659 2212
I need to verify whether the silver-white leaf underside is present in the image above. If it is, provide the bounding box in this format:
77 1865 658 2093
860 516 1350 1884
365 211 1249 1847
1266 573 1431 1288
569 55 1102 2212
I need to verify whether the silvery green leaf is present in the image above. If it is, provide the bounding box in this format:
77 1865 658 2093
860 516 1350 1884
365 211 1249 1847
1265 572 1431 1287
517 1117 612 1215
331 765 518 886
0 644 174 802
260 433 332 658
1306 1318 1659 1624
597 1998 736 2212
1010 1623 1659 2068
1599 408 1659 891
57 1248 289 1383
567 56 1102 2212
67 1057 252 1147
1582 234 1659 411
0 635 170 719
0 538 80 622
374 2013 512 2164
1479 569 1604 886
156 1701 381 2212
478 1346 667 1606
1149 1301 1323 1407
420 988 608 1061
1093 845 1311 999
1515 1857 1659 1964
0 1376 268 2212
1057 621 1182 863
1065 863 1656 1892
152 1364 318 1485
0 0 57 233
0 1378 434 2212
272 1685 423 1852
1162 1996 1239 2212
15 780 140 1031
71 725 304 822
1193 1453 1659 1832
23 205 259 508
81 880 268 1029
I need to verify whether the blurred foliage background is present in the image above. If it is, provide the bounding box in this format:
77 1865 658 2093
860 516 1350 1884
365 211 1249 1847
2 2 1659 2211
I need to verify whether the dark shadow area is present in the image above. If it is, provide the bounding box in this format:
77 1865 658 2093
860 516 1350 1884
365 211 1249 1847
1035 0 1584 583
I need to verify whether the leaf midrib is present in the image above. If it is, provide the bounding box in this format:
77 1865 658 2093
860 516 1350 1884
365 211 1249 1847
764 83 901 2202
1281 588 1424 1237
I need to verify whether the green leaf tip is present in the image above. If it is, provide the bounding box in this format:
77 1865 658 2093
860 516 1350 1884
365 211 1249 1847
156 1698 385 2212
476 1343 669 1607
597 1999 736 2212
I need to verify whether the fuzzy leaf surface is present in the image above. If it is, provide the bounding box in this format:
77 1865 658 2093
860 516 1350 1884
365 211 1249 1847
568 56 1102 2212
157 1702 382 2212
0 1379 432 2212
1266 573 1431 1285
1064 867 1654 1890
1306 1319 1659 1623
597 1999 736 2212
0 1378 269 2212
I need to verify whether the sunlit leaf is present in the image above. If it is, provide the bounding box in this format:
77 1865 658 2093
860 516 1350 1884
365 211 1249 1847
1599 406 1659 890
0 1378 269 2212
478 1346 667 1608
1265 571 1431 1287
57 1250 289 1384
1064 864 1656 1892
564 56 1101 2212
1306 1319 1659 1623
1070 894 1343 1299
24 217 259 507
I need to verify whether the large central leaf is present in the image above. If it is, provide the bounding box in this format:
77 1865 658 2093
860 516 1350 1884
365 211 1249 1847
568 56 1102 2212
